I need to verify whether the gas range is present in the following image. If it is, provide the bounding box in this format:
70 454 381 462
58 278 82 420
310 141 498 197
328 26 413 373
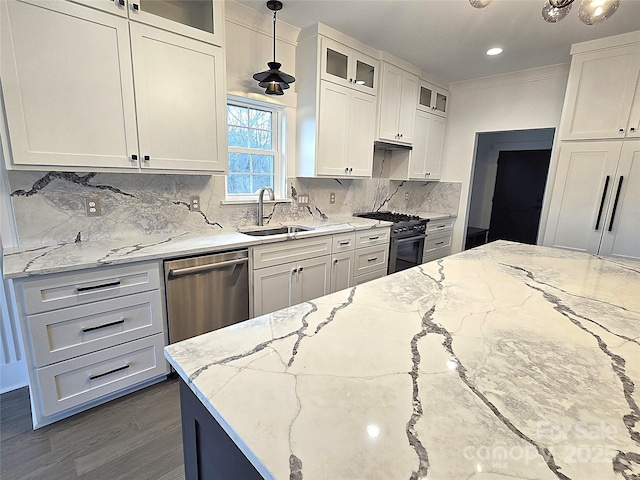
353 211 428 238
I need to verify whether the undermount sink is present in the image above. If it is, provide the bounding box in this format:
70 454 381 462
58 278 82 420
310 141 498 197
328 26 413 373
241 226 313 237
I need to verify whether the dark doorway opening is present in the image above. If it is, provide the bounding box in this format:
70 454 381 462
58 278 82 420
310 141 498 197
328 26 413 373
488 150 551 244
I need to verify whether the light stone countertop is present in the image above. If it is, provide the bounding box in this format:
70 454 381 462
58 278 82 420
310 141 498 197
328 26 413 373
2 217 392 279
165 241 640 480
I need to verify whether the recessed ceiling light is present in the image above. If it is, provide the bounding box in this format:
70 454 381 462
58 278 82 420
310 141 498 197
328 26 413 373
486 47 503 56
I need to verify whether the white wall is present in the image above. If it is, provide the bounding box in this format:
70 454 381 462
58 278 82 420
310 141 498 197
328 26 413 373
442 64 570 253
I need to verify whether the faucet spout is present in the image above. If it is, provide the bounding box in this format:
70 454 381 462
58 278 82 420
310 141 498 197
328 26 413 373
257 187 275 226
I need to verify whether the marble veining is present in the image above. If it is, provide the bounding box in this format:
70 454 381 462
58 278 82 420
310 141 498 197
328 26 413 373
165 241 640 480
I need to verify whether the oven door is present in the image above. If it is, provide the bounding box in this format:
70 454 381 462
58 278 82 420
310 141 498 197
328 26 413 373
388 234 425 273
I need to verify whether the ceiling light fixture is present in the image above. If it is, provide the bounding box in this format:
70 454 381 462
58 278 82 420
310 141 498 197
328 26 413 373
252 0 295 95
469 0 621 24
486 47 503 55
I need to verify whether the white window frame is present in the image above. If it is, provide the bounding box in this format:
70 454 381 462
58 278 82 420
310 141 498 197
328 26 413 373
225 96 285 201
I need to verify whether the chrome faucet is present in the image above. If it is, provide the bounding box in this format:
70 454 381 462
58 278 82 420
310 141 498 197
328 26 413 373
257 187 275 226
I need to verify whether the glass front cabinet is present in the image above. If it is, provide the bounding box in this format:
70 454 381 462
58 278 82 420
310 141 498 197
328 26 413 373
417 80 449 118
320 36 378 95
69 0 224 46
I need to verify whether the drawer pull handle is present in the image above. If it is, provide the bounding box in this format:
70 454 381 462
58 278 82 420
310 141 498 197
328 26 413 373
89 364 130 381
369 236 379 240
435 241 445 246
367 257 378 262
436 225 445 229
82 318 125 333
338 241 350 246
76 280 121 292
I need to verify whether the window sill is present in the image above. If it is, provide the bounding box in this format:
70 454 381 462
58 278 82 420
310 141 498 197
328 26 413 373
220 198 293 206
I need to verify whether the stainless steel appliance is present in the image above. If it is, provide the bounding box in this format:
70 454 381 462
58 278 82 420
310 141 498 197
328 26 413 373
354 212 428 273
164 249 249 344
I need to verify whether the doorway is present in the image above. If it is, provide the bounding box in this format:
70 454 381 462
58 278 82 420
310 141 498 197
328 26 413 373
465 128 555 249
488 150 550 244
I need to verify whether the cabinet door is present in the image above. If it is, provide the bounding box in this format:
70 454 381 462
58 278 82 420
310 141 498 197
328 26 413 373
130 23 227 173
129 0 223 47
410 111 445 180
351 52 378 95
417 81 448 118
317 82 350 176
560 44 640 140
320 37 352 88
424 115 445 180
330 252 354 293
347 92 376 177
627 79 640 138
1 0 138 170
398 72 418 143
599 140 640 259
252 264 296 317
297 256 331 304
378 63 403 142
543 142 623 254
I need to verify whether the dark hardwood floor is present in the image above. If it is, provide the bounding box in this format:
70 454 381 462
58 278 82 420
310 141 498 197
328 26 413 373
0 378 185 480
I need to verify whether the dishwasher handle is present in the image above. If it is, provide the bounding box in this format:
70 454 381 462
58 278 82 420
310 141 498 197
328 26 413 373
168 257 248 277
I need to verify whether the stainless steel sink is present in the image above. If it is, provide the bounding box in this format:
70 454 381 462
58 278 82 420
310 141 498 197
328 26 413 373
241 225 313 237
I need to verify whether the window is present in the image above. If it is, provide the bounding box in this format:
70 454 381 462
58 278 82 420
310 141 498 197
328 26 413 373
226 99 283 199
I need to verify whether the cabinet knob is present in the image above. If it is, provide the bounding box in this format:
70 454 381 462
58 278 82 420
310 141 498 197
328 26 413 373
631 127 637 133
132 3 139 10
298 266 304 272
131 154 138 161
143 155 150 161
116 0 124 5
619 128 625 133
349 167 353 173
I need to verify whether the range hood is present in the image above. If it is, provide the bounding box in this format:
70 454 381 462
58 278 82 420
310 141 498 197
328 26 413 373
374 141 412 151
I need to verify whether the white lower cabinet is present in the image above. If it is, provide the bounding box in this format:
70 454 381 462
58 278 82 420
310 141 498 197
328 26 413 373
330 233 356 293
544 140 640 259
252 255 331 317
423 218 455 264
13 260 169 428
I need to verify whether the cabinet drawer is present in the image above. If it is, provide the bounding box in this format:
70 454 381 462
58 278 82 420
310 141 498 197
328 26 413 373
36 334 168 417
18 261 161 315
332 233 356 252
353 268 387 286
252 236 332 269
28 291 164 368
355 228 390 248
426 219 454 234
354 244 388 276
424 232 452 254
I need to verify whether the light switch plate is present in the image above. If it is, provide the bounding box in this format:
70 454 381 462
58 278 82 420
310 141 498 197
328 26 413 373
330 192 336 204
85 197 101 217
298 193 309 205
405 192 410 201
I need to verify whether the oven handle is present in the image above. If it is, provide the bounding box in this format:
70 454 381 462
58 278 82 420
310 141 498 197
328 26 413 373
393 234 426 244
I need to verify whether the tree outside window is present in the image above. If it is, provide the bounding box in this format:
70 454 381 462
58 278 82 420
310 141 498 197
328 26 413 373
227 102 281 198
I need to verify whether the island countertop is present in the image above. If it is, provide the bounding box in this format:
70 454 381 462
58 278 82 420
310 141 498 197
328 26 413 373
164 241 640 480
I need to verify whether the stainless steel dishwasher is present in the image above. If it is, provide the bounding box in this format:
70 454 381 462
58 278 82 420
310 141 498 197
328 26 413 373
164 249 249 344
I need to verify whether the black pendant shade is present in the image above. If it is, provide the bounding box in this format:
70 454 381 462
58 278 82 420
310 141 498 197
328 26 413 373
253 1 295 95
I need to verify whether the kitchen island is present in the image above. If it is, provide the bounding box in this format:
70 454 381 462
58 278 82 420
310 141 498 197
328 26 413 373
164 241 640 480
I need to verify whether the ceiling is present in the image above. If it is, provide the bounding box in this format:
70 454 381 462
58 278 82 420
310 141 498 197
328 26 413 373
235 0 640 84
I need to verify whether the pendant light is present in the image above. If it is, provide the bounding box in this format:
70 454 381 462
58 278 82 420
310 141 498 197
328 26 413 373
253 0 295 95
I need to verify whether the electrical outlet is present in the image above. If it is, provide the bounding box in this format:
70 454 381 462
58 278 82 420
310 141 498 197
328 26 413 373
405 192 410 201
189 196 200 212
330 192 336 204
298 193 309 205
85 197 101 217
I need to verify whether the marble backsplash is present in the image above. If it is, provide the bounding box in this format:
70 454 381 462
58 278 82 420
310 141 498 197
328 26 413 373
7 153 461 248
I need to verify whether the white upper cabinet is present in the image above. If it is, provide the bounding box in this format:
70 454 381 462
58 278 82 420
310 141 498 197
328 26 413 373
417 80 449 118
130 23 227 172
378 62 418 144
320 36 378 95
1 0 138 170
296 24 378 178
68 0 224 46
560 40 640 140
2 0 227 173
